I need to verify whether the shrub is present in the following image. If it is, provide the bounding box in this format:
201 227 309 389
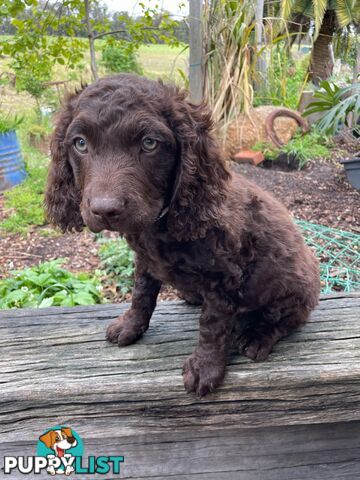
0 260 103 309
101 41 143 75
98 237 135 296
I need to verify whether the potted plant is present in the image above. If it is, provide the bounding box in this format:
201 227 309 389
303 81 360 191
0 113 27 192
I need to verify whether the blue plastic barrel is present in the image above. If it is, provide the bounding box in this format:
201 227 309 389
0 130 27 192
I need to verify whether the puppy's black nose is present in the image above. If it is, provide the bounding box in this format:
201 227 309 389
90 197 126 219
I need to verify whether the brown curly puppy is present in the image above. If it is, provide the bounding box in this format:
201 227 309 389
45 74 320 396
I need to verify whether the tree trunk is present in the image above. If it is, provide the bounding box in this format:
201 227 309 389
84 0 98 81
310 10 335 85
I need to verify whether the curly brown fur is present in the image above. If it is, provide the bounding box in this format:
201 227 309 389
45 74 320 396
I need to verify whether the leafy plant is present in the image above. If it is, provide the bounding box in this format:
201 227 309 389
303 81 360 135
0 114 23 134
252 141 279 160
281 131 330 168
98 237 135 296
101 41 143 75
252 130 330 169
0 260 103 309
254 44 309 109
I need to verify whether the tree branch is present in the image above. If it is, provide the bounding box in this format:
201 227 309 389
93 26 168 40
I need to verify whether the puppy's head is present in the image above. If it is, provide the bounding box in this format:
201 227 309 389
39 428 77 455
45 74 229 240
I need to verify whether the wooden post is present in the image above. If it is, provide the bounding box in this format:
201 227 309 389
255 0 266 90
189 0 203 103
84 0 98 81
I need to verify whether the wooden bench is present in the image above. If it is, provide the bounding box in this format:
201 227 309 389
1 293 360 479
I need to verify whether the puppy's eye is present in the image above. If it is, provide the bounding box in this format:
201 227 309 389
74 137 88 153
141 137 158 152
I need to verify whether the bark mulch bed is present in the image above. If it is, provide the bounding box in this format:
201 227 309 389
1 154 359 303
232 155 359 234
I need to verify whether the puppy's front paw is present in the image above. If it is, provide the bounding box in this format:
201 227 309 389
182 350 226 396
106 311 148 347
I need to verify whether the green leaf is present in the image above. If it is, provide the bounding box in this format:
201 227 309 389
38 297 54 308
73 292 98 306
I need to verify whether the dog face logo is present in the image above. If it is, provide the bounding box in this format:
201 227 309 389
4 426 124 476
37 426 83 476
39 427 77 458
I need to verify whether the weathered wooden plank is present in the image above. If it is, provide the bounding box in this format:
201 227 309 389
1 422 360 479
0 295 360 444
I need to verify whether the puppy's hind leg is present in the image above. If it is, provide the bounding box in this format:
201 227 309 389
238 297 312 362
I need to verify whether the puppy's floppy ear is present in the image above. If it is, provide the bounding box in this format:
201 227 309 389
61 427 73 438
45 90 84 232
39 430 56 449
165 88 230 241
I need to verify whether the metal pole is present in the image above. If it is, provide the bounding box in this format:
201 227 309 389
189 0 203 103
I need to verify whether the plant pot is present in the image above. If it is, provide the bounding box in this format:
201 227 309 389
340 157 360 191
0 130 27 192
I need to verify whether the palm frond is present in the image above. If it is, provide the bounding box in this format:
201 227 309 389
312 0 328 37
294 0 315 17
280 0 297 20
334 0 359 27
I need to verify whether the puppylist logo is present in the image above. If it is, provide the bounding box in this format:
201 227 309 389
4 426 124 476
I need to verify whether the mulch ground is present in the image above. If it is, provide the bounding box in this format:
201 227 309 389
1 150 359 303
232 152 360 233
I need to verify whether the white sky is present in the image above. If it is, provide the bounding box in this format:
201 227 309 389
103 0 188 18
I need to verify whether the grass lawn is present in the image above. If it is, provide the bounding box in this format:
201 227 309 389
138 44 188 80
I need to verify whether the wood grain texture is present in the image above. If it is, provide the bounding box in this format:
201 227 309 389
2 422 360 479
1 293 360 478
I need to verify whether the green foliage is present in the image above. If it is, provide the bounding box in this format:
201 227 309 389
281 0 360 37
254 43 309 109
303 81 360 135
281 131 330 168
98 237 135 296
101 41 142 74
252 141 279 161
0 260 103 309
0 0 180 86
28 123 49 141
15 74 48 99
0 163 47 233
0 114 23 134
0 110 55 234
252 130 330 169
